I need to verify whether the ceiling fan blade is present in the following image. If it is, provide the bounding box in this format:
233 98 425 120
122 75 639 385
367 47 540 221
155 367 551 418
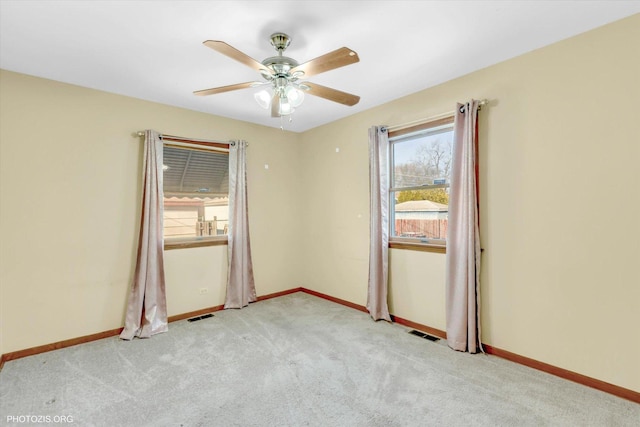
271 92 280 117
304 82 360 106
290 47 359 78
203 40 267 73
193 81 260 96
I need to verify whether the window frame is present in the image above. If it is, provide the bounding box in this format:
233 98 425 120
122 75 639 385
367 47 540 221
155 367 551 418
388 115 454 252
162 140 230 250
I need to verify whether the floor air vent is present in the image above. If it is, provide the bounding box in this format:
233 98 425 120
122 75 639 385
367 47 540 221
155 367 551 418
187 313 214 322
409 330 440 342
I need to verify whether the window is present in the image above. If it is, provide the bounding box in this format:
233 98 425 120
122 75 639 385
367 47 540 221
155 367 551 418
389 116 454 247
163 143 229 247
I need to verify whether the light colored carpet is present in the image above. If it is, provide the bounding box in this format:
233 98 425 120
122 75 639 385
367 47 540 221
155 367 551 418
0 292 638 426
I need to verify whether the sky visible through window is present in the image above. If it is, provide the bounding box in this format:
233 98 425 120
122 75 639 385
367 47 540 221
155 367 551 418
393 129 453 189
393 130 453 167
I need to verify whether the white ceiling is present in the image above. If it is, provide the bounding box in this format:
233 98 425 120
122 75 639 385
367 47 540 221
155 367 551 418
1 1 639 133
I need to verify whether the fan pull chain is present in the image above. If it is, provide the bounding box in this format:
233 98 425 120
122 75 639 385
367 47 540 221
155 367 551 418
279 113 294 131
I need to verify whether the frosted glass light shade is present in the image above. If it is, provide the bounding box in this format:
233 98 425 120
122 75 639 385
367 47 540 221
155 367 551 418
279 98 293 115
284 86 304 107
254 90 271 109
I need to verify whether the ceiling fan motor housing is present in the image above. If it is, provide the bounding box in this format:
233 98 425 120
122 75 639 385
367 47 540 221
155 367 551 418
262 56 299 76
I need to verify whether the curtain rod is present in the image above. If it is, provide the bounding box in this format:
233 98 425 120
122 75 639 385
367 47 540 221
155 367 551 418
135 131 240 146
385 99 488 132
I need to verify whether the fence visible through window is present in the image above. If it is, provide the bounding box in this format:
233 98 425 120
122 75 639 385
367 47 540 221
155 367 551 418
395 218 448 240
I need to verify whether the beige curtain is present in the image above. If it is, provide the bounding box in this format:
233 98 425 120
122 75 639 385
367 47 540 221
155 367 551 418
120 130 168 340
224 140 256 309
445 100 483 353
367 126 391 322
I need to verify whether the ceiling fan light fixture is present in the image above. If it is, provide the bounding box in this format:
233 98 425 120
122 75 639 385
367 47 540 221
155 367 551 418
254 89 272 109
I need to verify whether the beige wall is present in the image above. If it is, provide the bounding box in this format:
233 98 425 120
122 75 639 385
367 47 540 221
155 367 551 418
1 14 638 393
298 15 639 392
0 70 302 355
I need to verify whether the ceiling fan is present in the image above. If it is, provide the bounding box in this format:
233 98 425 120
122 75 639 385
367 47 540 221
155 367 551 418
194 32 360 118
